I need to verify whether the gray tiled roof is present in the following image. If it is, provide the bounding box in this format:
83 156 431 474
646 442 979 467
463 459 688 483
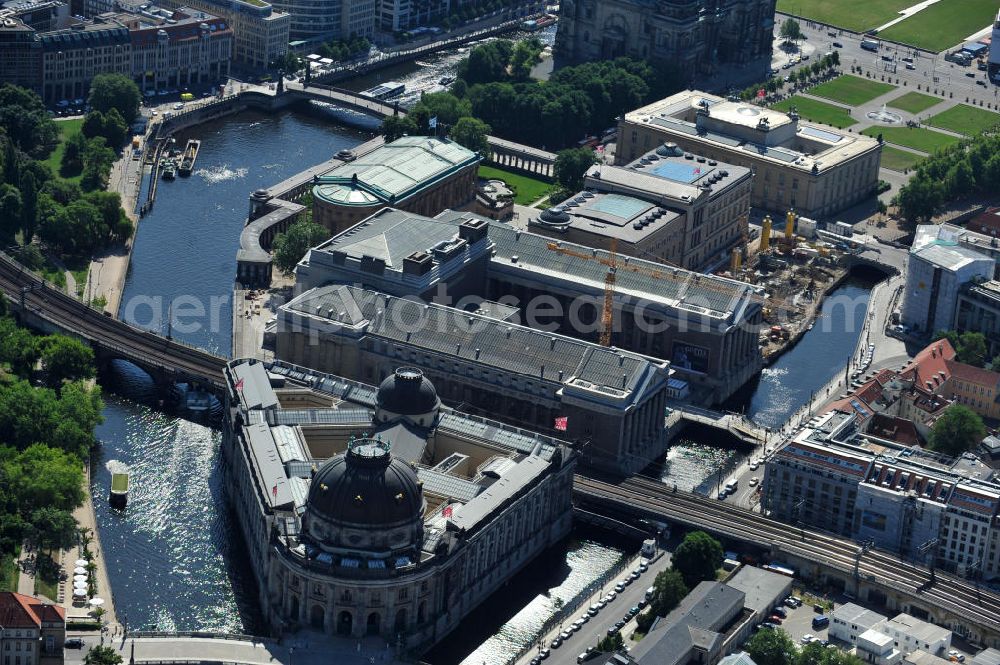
285 284 660 392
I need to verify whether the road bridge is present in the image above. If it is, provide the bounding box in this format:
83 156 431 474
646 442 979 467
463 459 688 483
673 404 766 445
574 474 1000 648
0 253 227 392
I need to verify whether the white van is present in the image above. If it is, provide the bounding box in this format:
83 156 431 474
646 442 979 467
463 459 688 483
724 479 738 494
645 586 655 600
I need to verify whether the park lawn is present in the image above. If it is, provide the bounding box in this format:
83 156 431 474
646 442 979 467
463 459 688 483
41 118 84 182
927 104 1000 135
478 165 550 205
886 91 943 114
861 125 960 152
771 96 858 128
776 0 912 32
878 0 999 51
34 553 59 601
879 146 924 171
808 75 896 106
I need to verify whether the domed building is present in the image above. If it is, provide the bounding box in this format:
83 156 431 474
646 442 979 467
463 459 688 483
223 359 575 648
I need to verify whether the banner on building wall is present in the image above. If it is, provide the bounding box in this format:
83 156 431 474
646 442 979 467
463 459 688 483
670 342 710 374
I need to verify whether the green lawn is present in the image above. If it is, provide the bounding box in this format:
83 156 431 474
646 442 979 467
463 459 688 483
886 92 943 114
478 165 551 205
861 125 961 152
34 553 59 601
41 118 84 182
776 0 913 32
879 146 924 171
878 0 999 51
808 76 896 106
927 104 1000 135
771 96 858 128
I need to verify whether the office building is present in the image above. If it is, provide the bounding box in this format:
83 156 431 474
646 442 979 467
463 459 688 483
222 359 574 647
957 280 1000 356
880 614 952 658
762 409 1000 582
616 91 882 219
0 591 66 664
294 207 765 404
0 17 42 90
554 0 774 86
528 142 752 272
111 7 231 92
275 282 672 474
724 566 792 624
156 0 290 69
311 136 480 236
269 0 374 40
830 603 889 645
902 226 995 335
38 19 131 102
2 0 68 31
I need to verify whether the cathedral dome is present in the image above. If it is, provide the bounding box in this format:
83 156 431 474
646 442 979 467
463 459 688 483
376 367 440 418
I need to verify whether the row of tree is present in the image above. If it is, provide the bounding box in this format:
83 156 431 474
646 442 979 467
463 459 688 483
746 626 867 665
735 52 841 102
383 42 680 152
0 298 104 580
896 129 1000 224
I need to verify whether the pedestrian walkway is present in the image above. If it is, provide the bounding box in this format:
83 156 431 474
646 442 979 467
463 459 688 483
873 0 942 34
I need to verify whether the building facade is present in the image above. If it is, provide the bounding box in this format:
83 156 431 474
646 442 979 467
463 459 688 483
222 359 575 647
554 0 774 86
763 409 1000 582
269 0 374 40
528 142 752 272
38 21 131 103
311 136 480 236
0 592 66 665
617 91 882 219
114 7 231 92
294 207 765 405
0 18 42 91
156 0 289 69
901 227 994 335
957 280 1000 357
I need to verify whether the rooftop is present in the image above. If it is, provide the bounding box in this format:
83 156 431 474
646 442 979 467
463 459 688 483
313 137 479 207
832 602 887 628
725 566 793 617
883 613 952 643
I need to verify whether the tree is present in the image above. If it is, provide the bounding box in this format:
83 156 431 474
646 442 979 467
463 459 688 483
509 37 544 80
0 317 39 377
746 627 797 665
0 184 22 243
671 530 723 587
648 568 688 618
0 84 58 156
27 506 78 551
271 218 329 276
4 443 85 513
929 405 986 457
87 73 141 123
84 645 123 665
553 147 598 192
381 115 419 142
82 111 107 141
40 335 96 388
596 630 624 653
780 18 802 43
19 171 38 242
956 331 988 366
449 116 491 154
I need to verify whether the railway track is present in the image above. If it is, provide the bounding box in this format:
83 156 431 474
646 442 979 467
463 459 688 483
574 474 1000 633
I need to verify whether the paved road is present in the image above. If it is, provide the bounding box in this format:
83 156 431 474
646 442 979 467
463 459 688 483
515 551 671 665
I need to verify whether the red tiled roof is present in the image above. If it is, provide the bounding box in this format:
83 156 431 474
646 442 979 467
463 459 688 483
867 413 922 446
900 340 955 391
968 207 1000 236
0 591 66 628
944 360 1000 388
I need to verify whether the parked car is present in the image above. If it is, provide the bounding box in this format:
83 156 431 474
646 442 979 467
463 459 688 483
802 634 815 644
833 42 843 48
771 607 787 618
64 638 85 649
768 615 784 624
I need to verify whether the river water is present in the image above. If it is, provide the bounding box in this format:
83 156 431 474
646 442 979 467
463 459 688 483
90 40 875 653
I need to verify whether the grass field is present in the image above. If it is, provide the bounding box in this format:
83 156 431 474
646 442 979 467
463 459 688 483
776 0 912 32
886 92 943 114
808 76 896 106
879 146 924 171
41 117 84 182
771 96 858 128
861 125 961 152
0 546 19 592
478 165 550 205
878 0 999 51
927 104 1000 135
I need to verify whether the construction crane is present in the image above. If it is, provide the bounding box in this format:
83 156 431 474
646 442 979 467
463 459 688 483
544 241 799 314
600 239 618 346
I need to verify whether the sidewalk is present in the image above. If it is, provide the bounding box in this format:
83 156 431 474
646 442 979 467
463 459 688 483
64 463 118 630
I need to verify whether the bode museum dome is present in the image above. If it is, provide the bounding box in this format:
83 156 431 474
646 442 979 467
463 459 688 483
222 359 576 649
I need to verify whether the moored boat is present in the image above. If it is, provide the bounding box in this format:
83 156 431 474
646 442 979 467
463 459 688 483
178 139 200 177
110 472 129 509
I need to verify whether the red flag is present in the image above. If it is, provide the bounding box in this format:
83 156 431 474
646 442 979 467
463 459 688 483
554 416 568 431
442 505 453 517
694 167 701 174
235 377 244 391
272 484 278 498
757 88 766 98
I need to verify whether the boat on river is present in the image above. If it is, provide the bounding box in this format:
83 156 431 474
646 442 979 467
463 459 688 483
178 139 200 177
359 81 405 101
109 473 129 509
161 159 177 180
